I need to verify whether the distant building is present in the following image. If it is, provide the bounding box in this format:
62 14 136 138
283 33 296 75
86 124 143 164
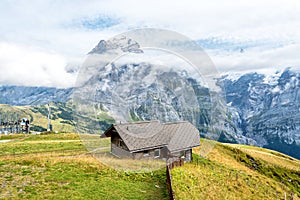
20 118 30 133
101 120 200 162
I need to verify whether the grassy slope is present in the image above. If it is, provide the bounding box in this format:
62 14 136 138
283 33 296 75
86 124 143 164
0 133 168 199
0 103 74 133
172 140 300 200
1 134 300 199
0 102 114 134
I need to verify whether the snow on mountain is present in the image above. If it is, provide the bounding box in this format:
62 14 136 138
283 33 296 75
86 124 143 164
220 68 300 159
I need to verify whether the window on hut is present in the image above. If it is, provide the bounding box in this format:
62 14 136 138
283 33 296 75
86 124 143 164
118 139 122 147
143 150 149 157
118 139 126 149
154 149 160 158
180 150 185 158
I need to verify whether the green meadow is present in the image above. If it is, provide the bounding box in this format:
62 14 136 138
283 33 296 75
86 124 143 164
0 133 168 200
0 133 299 199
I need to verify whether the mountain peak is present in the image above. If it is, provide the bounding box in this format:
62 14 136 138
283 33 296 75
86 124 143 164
88 36 143 54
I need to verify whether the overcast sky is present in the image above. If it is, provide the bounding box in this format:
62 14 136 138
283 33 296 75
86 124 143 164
0 0 299 88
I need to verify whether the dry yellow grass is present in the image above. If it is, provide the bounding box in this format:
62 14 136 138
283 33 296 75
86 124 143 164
0 134 168 199
172 163 294 200
225 144 300 171
93 154 166 172
194 143 251 173
172 141 300 200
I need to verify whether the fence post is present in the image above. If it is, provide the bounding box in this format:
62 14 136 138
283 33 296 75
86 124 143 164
166 165 175 200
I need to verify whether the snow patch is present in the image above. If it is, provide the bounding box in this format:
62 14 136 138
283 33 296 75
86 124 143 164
227 102 233 107
272 86 281 93
263 72 281 86
221 72 243 82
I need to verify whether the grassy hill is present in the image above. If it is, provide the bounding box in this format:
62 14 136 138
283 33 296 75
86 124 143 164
0 133 168 199
172 141 300 199
0 102 114 134
0 134 299 199
0 103 74 133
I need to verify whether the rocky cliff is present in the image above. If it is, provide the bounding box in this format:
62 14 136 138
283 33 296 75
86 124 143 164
220 68 300 158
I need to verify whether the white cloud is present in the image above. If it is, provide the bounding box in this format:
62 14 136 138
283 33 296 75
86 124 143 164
0 0 299 87
210 44 300 75
0 42 76 88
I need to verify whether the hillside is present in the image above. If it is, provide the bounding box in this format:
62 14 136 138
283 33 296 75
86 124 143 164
172 141 300 199
0 133 168 199
0 103 113 134
0 103 74 133
0 134 299 199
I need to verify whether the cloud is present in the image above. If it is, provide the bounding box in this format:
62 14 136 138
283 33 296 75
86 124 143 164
210 43 300 75
0 42 77 88
0 0 299 87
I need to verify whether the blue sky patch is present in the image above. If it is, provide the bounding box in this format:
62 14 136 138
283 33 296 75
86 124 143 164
196 38 293 52
72 15 120 30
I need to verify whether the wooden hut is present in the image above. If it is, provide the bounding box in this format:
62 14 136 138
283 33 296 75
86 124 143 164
101 120 200 162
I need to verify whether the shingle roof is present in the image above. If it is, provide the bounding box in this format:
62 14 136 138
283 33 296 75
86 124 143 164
103 120 200 153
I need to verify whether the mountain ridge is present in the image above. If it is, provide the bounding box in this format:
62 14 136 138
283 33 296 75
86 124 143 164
0 85 73 106
1 67 299 159
220 68 300 159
